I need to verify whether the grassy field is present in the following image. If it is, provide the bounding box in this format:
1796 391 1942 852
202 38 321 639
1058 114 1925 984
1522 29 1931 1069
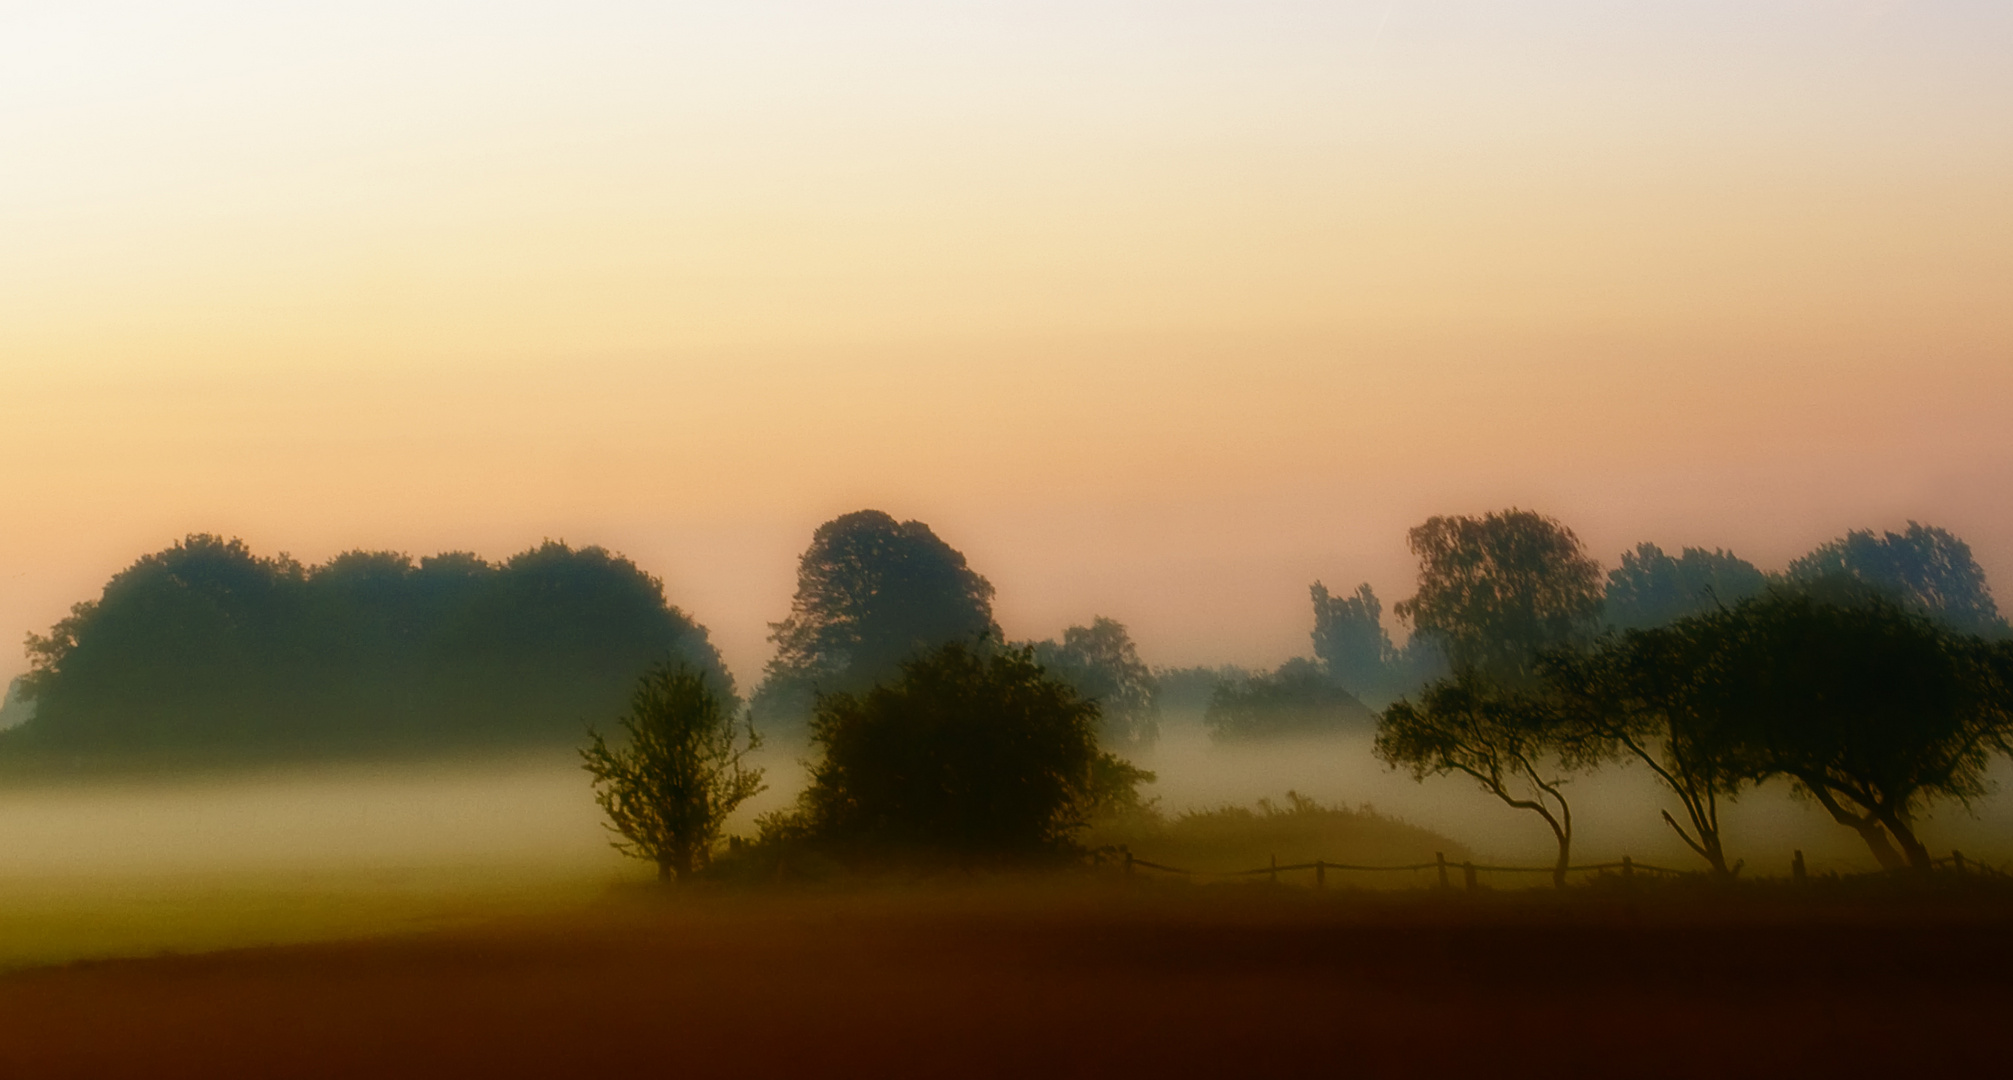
2 876 2009 1078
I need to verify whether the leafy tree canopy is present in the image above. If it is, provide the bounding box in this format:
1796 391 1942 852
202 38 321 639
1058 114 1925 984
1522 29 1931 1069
1394 509 1603 685
1603 543 1771 631
1788 522 2006 637
1677 582 2009 870
753 510 997 738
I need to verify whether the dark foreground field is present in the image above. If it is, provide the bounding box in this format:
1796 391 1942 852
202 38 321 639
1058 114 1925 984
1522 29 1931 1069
2 880 2008 1079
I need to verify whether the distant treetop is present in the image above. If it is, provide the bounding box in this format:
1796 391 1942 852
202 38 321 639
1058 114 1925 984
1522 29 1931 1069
752 510 997 738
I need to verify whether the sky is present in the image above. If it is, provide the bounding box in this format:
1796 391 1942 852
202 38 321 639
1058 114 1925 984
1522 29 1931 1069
3 1 2011 685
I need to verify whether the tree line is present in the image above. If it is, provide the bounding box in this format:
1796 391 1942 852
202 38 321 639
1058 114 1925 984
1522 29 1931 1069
8 535 726 760
1368 511 2012 884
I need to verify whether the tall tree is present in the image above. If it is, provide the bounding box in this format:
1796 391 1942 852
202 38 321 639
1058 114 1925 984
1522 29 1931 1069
1789 522 2005 637
1603 543 1771 631
1394 510 1604 684
753 510 998 737
1031 617 1160 749
582 664 764 883
1310 582 1394 695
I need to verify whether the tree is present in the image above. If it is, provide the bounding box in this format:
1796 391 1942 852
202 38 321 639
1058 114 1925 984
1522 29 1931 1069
753 510 998 738
1394 510 1604 685
1694 585 2006 871
1205 658 1373 742
1310 582 1394 696
1030 617 1160 749
581 664 765 882
1544 631 1749 878
785 640 1148 860
1376 674 1601 887
1603 543 1771 631
1789 522 2006 637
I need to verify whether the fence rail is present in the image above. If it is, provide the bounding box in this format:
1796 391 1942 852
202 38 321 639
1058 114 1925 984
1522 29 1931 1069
1115 848 2007 889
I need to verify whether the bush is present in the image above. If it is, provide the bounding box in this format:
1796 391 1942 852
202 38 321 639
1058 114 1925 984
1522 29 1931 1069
767 640 1151 864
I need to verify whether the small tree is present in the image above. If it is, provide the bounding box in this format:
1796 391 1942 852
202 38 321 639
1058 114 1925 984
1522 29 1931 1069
1377 674 1601 887
582 664 765 882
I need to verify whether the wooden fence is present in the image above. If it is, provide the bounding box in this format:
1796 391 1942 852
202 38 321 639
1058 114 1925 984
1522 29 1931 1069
1118 848 2006 890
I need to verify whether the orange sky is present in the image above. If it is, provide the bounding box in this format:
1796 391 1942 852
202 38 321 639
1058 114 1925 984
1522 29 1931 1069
3 2 2010 683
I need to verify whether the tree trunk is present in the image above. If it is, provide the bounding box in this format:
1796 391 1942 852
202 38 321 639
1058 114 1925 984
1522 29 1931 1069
1805 782 1907 871
1877 809 1934 872
656 860 673 883
1552 838 1570 890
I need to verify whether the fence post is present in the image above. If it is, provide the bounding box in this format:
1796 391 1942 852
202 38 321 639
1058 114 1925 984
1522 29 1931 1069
1622 855 1634 882
1436 852 1449 890
1269 854 1278 885
1791 849 1806 884
1953 850 1967 875
1315 860 1326 891
1463 862 1477 893
1124 849 1134 878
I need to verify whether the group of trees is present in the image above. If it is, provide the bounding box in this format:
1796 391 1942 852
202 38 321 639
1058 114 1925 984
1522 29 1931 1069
588 641 1149 879
10 534 727 759
1369 511 2013 884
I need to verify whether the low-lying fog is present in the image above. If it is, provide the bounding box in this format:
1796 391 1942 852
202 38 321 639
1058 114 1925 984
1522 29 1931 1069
3 726 2009 890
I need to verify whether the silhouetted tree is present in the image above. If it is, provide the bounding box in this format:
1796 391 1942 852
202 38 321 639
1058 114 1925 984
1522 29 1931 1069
1377 674 1602 887
582 664 764 882
1545 632 1749 878
1310 582 1393 693
1394 510 1604 685
784 641 1148 860
1205 658 1373 742
1789 522 2006 637
752 510 998 739
1031 617 1159 749
1689 584 2007 871
1603 543 1771 631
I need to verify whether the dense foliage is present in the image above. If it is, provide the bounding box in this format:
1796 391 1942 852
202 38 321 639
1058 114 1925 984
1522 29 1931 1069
1788 522 2007 637
582 664 764 882
752 510 998 739
12 534 726 760
774 641 1149 861
1602 543 1771 631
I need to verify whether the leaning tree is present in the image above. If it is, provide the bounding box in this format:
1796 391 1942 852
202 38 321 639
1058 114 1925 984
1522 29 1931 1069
1377 673 1602 888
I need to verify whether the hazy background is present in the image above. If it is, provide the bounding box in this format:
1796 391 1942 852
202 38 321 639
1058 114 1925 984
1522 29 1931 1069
6 1 2012 682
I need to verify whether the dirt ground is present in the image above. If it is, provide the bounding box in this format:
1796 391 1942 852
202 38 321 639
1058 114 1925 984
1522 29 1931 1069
1 880 2008 1079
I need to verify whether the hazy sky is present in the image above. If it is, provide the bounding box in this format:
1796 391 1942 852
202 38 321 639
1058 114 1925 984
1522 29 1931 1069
4 1 2010 683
